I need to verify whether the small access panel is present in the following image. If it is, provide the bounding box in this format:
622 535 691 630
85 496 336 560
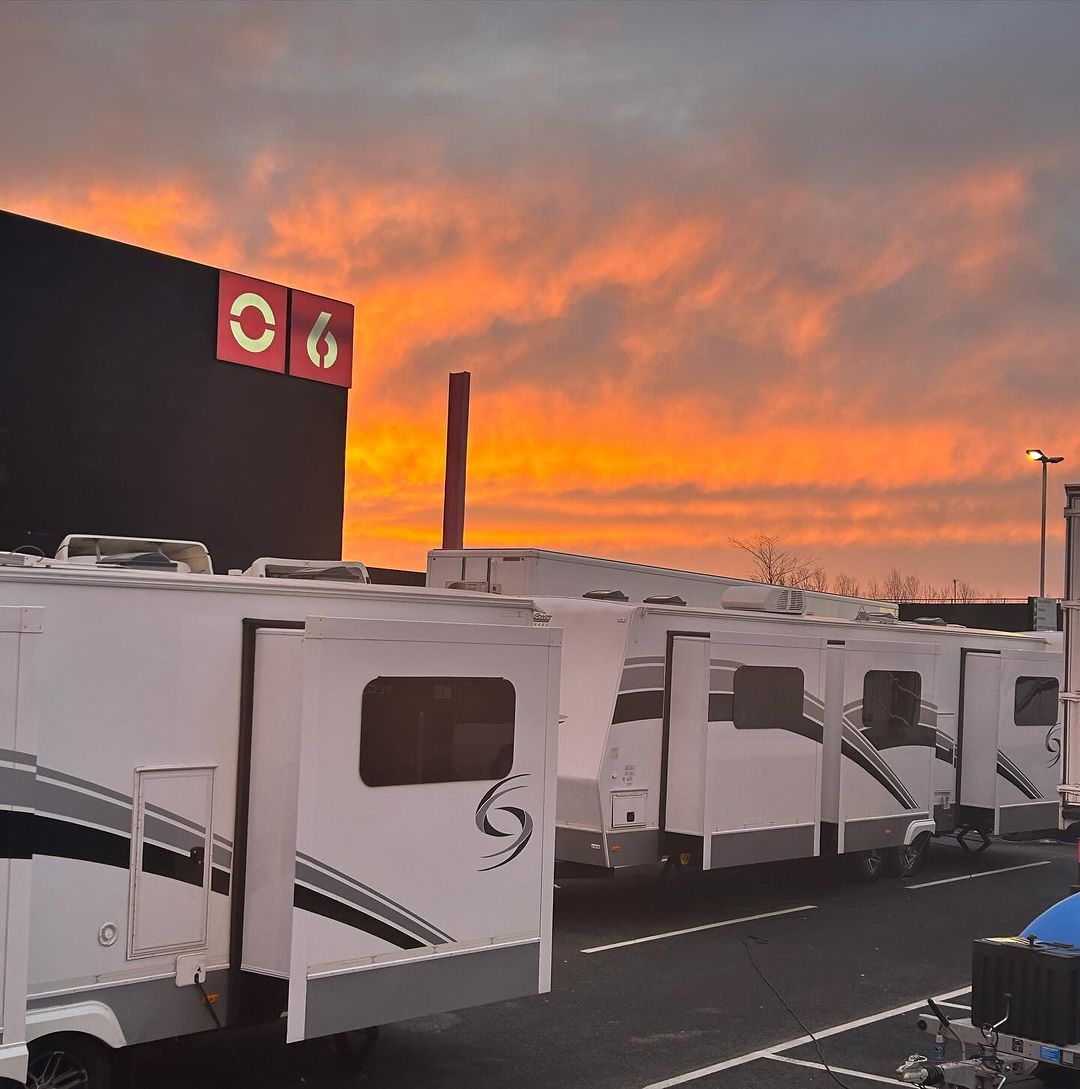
128 767 215 958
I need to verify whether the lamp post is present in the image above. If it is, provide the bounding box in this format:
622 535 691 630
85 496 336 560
1026 449 1065 597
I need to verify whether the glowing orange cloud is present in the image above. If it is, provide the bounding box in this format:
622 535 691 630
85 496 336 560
2 147 1074 597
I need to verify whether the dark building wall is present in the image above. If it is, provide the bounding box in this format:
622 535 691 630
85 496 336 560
897 601 1062 632
366 567 426 587
0 211 347 572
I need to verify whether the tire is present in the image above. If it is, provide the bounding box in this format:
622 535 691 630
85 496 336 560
884 832 931 878
27 1033 114 1089
851 848 885 883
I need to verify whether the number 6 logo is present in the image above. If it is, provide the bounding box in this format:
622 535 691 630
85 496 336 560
290 291 353 387
306 311 338 370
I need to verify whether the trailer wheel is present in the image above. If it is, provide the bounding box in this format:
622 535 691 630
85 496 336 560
851 848 885 882
884 833 931 878
27 1033 114 1089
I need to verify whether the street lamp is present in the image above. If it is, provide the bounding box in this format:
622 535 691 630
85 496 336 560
1026 449 1065 597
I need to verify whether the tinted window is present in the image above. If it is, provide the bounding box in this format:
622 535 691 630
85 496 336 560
360 677 515 787
862 671 922 733
732 666 805 729
1014 676 1059 727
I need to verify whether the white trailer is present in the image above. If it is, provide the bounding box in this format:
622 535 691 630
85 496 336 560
0 537 561 1088
1060 483 1080 826
428 547 898 620
537 592 1060 881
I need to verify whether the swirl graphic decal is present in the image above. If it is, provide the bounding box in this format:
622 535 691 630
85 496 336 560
475 774 533 871
1046 725 1063 768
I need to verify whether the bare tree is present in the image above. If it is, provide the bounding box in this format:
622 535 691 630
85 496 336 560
729 534 824 589
832 572 862 597
801 565 832 592
955 579 980 602
729 536 987 602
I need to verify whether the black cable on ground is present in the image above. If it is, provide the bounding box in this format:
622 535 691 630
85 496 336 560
742 935 856 1089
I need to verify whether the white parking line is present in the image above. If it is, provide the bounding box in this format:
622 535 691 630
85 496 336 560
580 904 816 954
763 1053 902 1084
906 860 1050 889
934 1000 971 1011
640 984 970 1088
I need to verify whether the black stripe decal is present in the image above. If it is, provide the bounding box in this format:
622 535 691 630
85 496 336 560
841 740 916 810
706 692 823 743
293 884 425 950
0 812 232 892
612 689 665 723
997 756 1042 800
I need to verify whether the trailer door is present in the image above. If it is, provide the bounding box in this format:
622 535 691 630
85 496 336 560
994 650 1061 834
286 615 559 1043
680 632 825 869
957 650 1001 830
836 639 938 853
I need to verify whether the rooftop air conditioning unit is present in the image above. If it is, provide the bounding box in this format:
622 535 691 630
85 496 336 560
244 557 370 583
55 534 213 574
721 585 806 615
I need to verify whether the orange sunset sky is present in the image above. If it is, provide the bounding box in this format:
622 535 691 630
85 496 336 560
3 0 1078 596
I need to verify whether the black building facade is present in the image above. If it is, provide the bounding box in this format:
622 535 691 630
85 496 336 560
0 211 349 572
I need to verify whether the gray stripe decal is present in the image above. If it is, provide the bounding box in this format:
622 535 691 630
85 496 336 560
143 814 202 852
624 656 665 667
619 665 665 692
212 843 232 869
34 777 131 833
841 721 918 808
0 748 36 766
295 852 453 943
3 767 230 865
37 766 131 806
294 861 452 947
145 802 204 835
0 765 35 808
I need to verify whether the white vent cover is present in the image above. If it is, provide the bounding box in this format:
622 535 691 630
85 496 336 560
56 535 213 575
721 585 807 615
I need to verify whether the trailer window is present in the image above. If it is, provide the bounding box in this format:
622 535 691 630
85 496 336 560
862 670 921 734
359 677 516 787
732 666 805 729
1014 676 1059 727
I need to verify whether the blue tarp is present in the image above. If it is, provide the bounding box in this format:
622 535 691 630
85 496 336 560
1024 892 1080 948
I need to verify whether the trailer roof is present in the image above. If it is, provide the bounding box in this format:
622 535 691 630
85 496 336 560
535 594 1058 645
0 559 537 612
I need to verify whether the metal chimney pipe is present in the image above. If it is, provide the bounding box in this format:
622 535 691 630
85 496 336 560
442 371 471 549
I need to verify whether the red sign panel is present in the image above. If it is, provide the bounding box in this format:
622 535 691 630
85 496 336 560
288 291 354 388
217 272 287 373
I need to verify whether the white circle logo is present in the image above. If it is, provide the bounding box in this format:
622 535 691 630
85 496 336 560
229 291 276 354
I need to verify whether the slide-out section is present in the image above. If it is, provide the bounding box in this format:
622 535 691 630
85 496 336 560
242 616 560 1044
834 638 937 853
665 632 824 869
958 648 1061 834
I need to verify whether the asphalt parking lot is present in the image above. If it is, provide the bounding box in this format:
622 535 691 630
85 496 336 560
139 837 1076 1088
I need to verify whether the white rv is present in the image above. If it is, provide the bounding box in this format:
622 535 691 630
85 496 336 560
428 548 1061 881
0 537 561 1088
1060 484 1080 828
428 546 898 619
